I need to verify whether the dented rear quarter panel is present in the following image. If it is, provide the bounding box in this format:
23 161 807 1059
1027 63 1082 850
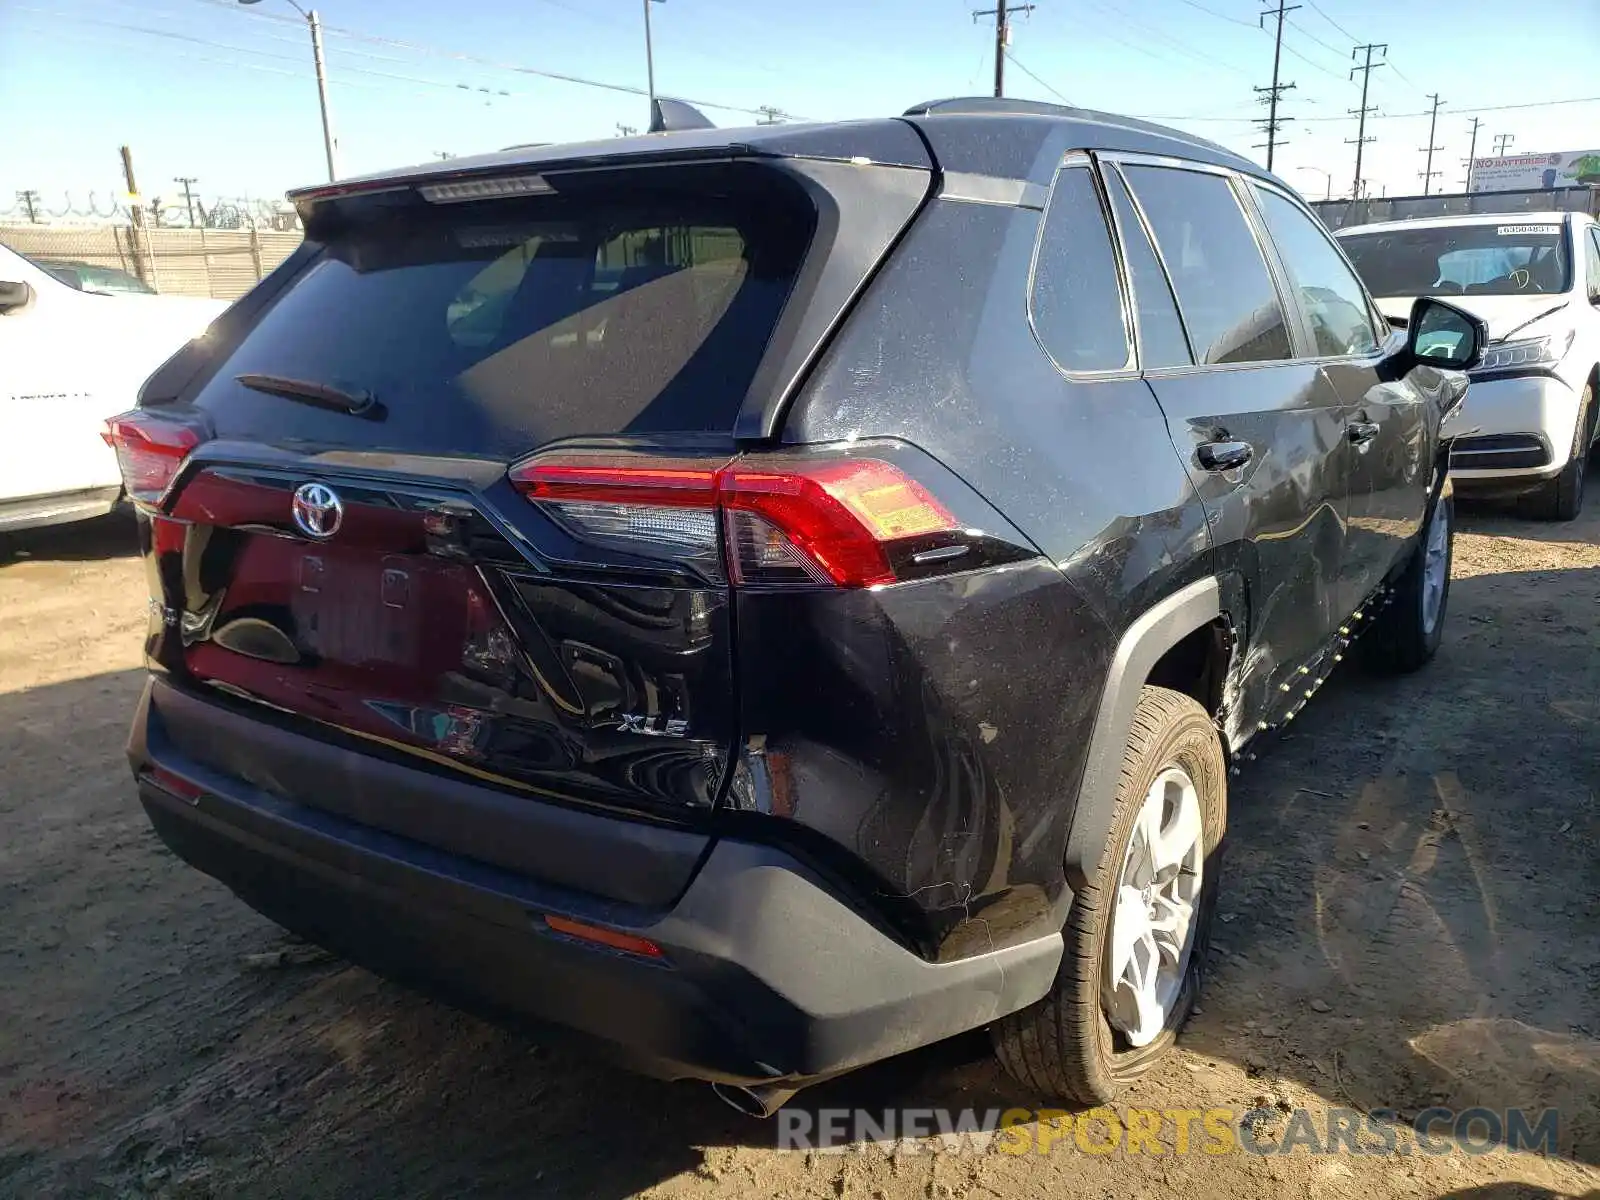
768 194 1216 961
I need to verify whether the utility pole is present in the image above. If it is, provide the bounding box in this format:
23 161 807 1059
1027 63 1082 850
1491 132 1514 156
120 144 151 287
14 190 40 223
1463 116 1482 190
756 105 787 125
174 176 200 227
1347 43 1386 203
1253 0 1299 170
1417 94 1444 195
972 0 1036 98
236 2 338 180
615 124 638 137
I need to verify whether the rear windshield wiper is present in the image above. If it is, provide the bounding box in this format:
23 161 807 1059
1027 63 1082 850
235 373 385 420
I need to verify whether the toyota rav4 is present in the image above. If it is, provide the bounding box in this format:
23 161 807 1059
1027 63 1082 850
115 98 1484 1114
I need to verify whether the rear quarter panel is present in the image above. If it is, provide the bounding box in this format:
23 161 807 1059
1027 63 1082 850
766 196 1214 959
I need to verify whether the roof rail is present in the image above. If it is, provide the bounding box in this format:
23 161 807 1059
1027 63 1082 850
903 97 1080 119
650 98 716 134
902 96 1246 164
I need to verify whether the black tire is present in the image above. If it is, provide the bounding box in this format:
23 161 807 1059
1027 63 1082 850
1524 383 1592 522
990 686 1226 1106
1362 489 1452 674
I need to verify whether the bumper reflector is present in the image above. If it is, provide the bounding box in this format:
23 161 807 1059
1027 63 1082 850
544 914 664 959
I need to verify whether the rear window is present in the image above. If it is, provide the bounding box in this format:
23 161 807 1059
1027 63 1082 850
1339 223 1571 298
194 177 815 457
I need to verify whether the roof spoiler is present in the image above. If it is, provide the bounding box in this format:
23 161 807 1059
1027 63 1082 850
649 97 716 134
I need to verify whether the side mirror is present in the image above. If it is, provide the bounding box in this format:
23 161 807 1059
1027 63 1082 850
1407 296 1486 372
0 280 35 314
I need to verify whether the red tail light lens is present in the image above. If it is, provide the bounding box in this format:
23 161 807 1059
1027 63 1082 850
103 411 206 508
722 460 958 587
508 453 961 589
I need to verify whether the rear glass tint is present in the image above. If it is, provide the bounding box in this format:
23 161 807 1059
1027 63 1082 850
193 181 815 458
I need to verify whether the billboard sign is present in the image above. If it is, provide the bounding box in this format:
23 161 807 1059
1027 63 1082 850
1469 150 1600 192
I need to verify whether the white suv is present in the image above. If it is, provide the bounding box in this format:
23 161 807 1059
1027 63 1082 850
0 243 225 532
1338 211 1600 519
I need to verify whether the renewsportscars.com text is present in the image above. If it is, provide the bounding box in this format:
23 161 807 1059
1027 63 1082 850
776 1106 1559 1156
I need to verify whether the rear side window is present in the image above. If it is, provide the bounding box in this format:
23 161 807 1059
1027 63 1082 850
1030 165 1131 372
192 179 814 458
1255 187 1380 357
1586 227 1600 299
1122 166 1293 366
1102 168 1192 369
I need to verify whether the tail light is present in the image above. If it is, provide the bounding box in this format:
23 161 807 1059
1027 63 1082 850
103 410 208 508
509 452 963 588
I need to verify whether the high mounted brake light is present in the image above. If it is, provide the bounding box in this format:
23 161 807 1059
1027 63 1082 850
508 454 961 588
418 174 554 203
103 411 208 508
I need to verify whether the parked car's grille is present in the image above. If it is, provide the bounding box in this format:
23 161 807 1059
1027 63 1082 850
1450 433 1551 471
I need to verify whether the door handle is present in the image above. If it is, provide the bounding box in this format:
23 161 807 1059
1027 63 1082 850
1349 420 1381 445
1196 440 1253 472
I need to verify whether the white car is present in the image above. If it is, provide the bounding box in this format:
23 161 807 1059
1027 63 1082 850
0 244 226 532
1338 211 1600 520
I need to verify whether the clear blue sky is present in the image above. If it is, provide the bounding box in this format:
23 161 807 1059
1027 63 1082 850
2 0 1596 215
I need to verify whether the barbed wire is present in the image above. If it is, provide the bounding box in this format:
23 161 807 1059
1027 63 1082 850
1 191 300 231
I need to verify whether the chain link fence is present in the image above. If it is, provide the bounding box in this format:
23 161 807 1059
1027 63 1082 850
1 223 303 300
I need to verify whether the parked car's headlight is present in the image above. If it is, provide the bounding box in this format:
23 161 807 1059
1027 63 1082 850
1473 329 1575 374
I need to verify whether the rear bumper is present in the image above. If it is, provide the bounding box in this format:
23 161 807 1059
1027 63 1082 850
129 678 1060 1087
0 485 122 532
1447 373 1580 488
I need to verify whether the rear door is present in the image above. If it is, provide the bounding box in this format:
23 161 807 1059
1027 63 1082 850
133 156 930 827
1249 182 1423 618
1104 158 1350 726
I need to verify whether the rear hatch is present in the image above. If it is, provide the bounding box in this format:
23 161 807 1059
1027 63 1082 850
121 143 933 828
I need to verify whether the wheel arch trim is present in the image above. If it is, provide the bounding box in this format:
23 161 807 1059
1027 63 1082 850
1062 575 1222 890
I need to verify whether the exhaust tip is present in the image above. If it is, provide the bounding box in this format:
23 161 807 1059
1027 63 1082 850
710 1081 798 1119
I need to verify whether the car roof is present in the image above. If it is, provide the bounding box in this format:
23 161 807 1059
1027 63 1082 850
288 98 1276 205
1335 211 1579 236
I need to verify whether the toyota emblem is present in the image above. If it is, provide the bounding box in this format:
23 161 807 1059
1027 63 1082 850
291 482 344 539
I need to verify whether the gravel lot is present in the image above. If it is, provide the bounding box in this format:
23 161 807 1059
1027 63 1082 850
1 502 1596 1200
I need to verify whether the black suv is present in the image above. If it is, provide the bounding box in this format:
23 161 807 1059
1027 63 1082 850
115 98 1485 1114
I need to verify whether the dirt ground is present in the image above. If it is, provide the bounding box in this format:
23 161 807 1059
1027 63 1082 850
1 500 1596 1200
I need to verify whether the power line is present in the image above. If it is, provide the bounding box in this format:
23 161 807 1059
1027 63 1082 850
1169 0 1257 28
1134 92 1600 123
177 0 804 120
1278 37 1345 81
1305 0 1357 43
1283 16 1342 57
1386 60 1421 91
1083 0 1256 79
1004 50 1073 105
11 9 521 96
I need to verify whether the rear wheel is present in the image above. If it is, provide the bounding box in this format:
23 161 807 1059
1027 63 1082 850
1362 489 1452 674
990 686 1225 1106
1525 383 1592 522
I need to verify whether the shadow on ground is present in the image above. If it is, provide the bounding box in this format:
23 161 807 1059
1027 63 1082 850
0 510 138 566
1 526 1595 1197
